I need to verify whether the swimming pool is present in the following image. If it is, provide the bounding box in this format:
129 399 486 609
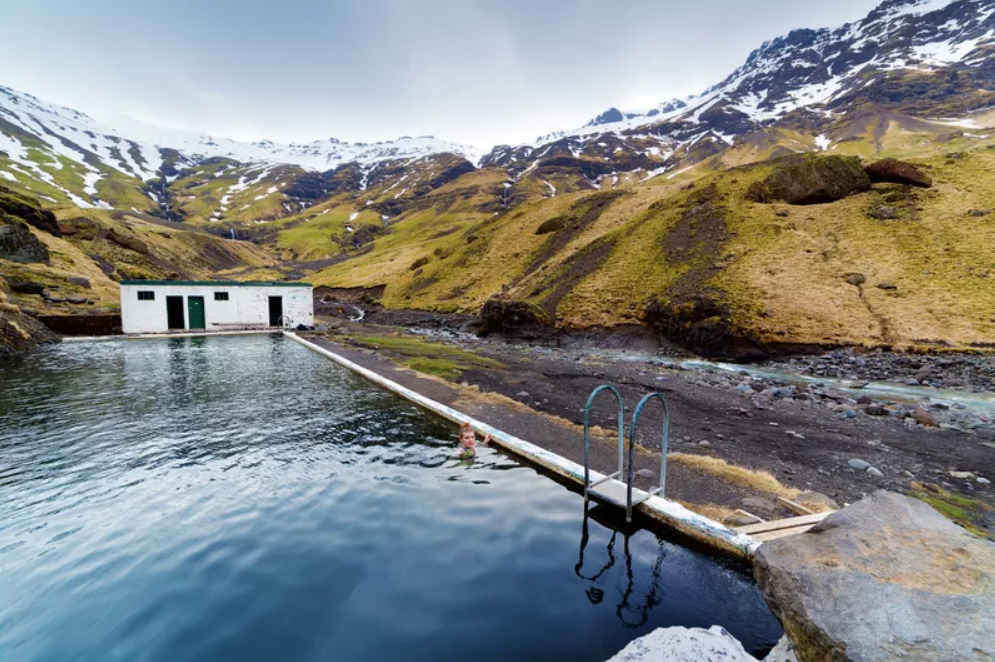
0 334 781 661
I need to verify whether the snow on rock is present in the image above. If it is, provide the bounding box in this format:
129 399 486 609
815 134 832 151
603 626 759 662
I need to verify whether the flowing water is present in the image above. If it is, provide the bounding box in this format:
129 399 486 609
0 334 781 661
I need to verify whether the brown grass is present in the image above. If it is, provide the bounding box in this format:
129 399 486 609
669 453 801 499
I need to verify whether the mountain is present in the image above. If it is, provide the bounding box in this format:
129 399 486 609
4 0 995 356
534 0 995 145
0 86 480 213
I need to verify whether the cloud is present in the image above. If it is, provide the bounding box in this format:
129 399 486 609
0 0 883 148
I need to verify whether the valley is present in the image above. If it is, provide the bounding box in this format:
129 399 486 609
2 0 994 522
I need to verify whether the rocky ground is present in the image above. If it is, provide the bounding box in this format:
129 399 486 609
766 349 995 393
314 304 995 535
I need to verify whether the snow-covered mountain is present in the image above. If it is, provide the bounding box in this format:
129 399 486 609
538 0 994 145
3 0 994 217
0 85 480 209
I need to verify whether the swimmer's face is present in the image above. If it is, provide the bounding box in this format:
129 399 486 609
459 429 475 444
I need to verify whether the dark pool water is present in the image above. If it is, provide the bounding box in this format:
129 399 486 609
0 334 781 661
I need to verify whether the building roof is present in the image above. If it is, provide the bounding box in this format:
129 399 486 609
120 280 312 288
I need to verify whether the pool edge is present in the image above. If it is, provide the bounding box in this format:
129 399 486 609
285 331 761 562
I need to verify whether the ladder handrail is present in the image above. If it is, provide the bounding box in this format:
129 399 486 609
625 392 671 522
582 385 624 500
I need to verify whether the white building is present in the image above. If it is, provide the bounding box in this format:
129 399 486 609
120 281 314 334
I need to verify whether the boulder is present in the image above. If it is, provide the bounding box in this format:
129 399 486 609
745 155 871 205
479 297 554 340
6 279 46 295
67 277 92 289
604 626 758 662
0 186 60 236
755 490 995 662
106 230 149 255
864 159 932 188
535 217 566 235
0 215 50 264
644 294 767 361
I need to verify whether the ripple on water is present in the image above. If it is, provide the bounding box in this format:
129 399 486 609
0 335 781 661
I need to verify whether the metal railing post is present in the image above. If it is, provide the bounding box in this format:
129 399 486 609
626 392 671 523
583 385 624 502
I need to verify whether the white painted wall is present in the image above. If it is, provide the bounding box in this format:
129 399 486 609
120 283 313 334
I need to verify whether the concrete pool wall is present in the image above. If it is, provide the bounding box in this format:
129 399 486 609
285 332 761 561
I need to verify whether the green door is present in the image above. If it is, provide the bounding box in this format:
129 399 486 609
187 296 205 330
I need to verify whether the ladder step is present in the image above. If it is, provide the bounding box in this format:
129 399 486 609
588 471 622 489
588 479 653 510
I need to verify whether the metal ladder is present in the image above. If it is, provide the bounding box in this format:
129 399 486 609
583 385 671 523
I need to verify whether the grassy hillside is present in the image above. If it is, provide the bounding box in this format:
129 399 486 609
1 193 279 316
311 139 995 352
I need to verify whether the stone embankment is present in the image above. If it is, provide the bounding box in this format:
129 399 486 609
607 490 995 662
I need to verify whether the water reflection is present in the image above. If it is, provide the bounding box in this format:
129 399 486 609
576 505 670 628
0 335 782 662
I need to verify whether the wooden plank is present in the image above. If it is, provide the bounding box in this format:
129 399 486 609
751 525 817 543
735 512 829 535
777 496 815 516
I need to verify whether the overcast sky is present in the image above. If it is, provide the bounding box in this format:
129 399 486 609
1 0 883 147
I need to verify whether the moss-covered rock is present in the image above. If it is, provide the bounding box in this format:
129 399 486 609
106 230 149 255
479 298 554 340
535 218 566 235
0 215 50 264
865 158 933 188
745 155 871 205
0 186 60 236
0 303 59 360
644 294 766 361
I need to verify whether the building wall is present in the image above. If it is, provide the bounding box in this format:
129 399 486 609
120 284 313 334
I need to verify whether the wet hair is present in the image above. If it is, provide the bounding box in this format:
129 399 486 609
459 422 474 437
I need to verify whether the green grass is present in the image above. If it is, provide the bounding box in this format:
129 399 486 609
912 485 995 539
348 334 504 378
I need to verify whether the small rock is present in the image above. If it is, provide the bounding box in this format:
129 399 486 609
772 387 795 399
949 470 976 480
725 513 762 527
742 496 778 512
866 466 884 478
516 391 530 399
698 441 712 449
865 405 889 417
910 407 938 427
869 206 898 220
842 273 866 287
795 491 840 511
968 208 992 217
635 469 655 479
856 395 873 406
848 459 871 471
902 470 915 479
876 282 898 291
978 477 991 485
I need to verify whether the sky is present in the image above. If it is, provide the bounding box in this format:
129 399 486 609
1 0 884 148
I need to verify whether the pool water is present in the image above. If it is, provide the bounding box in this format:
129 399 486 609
0 335 781 661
